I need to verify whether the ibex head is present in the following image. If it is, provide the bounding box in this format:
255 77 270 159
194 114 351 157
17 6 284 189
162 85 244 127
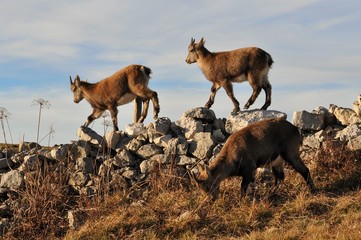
185 37 206 64
69 75 84 103
192 163 220 200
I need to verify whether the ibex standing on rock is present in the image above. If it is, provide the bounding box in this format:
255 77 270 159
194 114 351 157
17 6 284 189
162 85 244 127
186 38 273 112
193 118 316 200
70 64 160 131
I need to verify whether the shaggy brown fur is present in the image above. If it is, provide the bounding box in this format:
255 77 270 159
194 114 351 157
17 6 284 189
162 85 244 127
186 38 273 112
70 64 160 131
194 118 316 200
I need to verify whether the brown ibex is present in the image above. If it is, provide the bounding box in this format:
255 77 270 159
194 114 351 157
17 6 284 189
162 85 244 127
70 64 160 131
186 38 273 112
193 118 316 200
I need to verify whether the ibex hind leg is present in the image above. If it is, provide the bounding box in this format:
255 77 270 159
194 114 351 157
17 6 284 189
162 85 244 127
261 80 272 110
138 99 150 123
135 89 159 121
282 152 316 193
151 91 160 120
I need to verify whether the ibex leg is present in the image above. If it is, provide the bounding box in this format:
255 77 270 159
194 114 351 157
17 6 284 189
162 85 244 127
222 81 240 113
205 83 220 109
85 108 104 128
133 97 142 123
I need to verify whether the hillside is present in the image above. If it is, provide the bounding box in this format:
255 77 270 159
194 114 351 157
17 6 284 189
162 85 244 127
0 105 360 239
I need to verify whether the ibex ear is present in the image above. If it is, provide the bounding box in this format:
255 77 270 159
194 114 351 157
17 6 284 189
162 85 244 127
74 75 81 87
197 163 210 180
199 37 206 46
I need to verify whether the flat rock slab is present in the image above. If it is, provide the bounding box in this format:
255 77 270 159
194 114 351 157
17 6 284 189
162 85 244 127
225 109 287 134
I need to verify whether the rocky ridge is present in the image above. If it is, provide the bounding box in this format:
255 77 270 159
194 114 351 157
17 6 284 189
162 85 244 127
0 95 360 234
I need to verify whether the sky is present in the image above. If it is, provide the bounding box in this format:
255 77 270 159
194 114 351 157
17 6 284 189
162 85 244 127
0 0 360 145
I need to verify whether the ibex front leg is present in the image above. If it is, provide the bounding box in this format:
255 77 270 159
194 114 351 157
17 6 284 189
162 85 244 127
205 83 221 109
221 81 240 113
85 108 104 128
109 105 119 131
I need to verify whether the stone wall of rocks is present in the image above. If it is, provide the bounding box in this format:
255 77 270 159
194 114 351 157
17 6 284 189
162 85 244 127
0 95 360 234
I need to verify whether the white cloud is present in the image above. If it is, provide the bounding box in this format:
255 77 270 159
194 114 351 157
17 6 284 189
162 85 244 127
1 0 360 144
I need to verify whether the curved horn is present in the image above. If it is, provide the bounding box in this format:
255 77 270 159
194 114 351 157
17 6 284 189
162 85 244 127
69 76 73 84
191 37 195 44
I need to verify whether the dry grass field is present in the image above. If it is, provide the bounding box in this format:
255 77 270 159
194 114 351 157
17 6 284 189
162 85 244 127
2 140 361 239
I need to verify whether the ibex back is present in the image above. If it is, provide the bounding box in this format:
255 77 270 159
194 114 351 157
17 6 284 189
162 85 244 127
186 38 273 112
70 64 160 131
193 118 316 200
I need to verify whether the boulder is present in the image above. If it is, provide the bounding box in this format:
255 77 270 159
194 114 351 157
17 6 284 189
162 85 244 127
212 129 226 142
347 135 361 151
0 158 13 170
153 134 173 148
329 104 361 126
175 116 203 139
335 124 361 141
0 170 24 190
302 135 322 149
177 155 197 166
226 109 287 134
76 157 94 174
77 126 103 145
125 123 146 137
164 138 188 162
68 171 89 187
105 131 122 150
68 209 88 230
69 141 91 161
313 106 337 125
136 143 163 159
113 149 137 168
153 117 171 135
126 138 145 152
139 159 156 174
188 132 216 159
292 110 325 131
352 95 361 117
182 107 216 123
50 144 70 161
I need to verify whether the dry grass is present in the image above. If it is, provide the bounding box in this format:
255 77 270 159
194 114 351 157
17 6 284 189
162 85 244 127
2 140 361 239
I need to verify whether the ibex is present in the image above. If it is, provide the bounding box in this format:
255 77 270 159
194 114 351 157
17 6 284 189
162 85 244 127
186 38 273 112
70 64 160 131
193 118 316 200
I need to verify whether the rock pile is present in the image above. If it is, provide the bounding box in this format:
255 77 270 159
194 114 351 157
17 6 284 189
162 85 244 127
0 95 360 234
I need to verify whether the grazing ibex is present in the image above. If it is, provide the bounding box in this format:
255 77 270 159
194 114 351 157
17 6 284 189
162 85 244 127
193 118 316 200
70 64 160 131
186 38 273 112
